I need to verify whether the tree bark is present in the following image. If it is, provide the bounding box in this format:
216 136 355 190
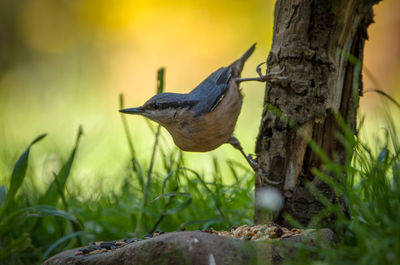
255 0 381 226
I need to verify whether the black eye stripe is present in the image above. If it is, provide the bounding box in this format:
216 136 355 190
144 102 168 110
144 99 197 110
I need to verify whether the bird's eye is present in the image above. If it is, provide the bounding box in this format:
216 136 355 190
144 102 156 109
145 101 165 110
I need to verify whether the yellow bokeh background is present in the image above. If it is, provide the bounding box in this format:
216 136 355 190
0 0 399 191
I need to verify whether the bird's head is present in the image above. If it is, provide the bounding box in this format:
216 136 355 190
119 93 185 125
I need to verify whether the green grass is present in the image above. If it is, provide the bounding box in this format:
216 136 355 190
0 116 255 265
282 109 400 264
1 68 399 264
0 69 255 264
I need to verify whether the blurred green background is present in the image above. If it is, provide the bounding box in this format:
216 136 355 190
0 0 399 194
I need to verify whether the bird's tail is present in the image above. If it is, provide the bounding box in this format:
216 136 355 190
239 43 256 63
231 43 256 77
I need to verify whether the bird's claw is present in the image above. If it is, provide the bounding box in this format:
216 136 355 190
260 65 287 82
256 62 266 79
228 137 282 186
248 154 282 186
234 64 287 83
259 173 282 186
247 154 259 170
269 65 286 76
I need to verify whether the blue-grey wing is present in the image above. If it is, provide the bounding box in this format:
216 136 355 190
188 66 232 116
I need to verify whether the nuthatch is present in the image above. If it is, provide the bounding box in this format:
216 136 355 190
120 44 284 173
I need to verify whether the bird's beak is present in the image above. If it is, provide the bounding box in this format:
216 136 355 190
119 107 145 115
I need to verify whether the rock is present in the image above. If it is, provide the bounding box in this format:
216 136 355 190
43 229 335 265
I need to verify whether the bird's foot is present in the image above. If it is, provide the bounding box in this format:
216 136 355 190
247 154 282 185
234 64 287 83
227 136 282 185
257 63 287 82
246 153 259 171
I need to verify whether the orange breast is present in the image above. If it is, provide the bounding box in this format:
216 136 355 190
166 81 243 152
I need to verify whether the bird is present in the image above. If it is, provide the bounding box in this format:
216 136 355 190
120 44 284 173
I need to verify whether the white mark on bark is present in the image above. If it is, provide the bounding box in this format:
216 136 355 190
186 237 199 252
208 253 216 265
284 161 297 197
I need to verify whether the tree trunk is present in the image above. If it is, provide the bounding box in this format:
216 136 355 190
255 0 381 226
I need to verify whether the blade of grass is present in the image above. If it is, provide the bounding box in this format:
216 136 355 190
41 126 83 205
0 233 31 260
136 67 165 233
42 231 84 260
119 94 145 190
0 185 7 208
52 171 82 245
119 93 136 159
150 167 187 233
153 192 191 201
0 133 46 218
152 192 192 217
179 217 223 230
364 89 400 110
180 167 226 219
0 206 79 238
151 190 192 232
